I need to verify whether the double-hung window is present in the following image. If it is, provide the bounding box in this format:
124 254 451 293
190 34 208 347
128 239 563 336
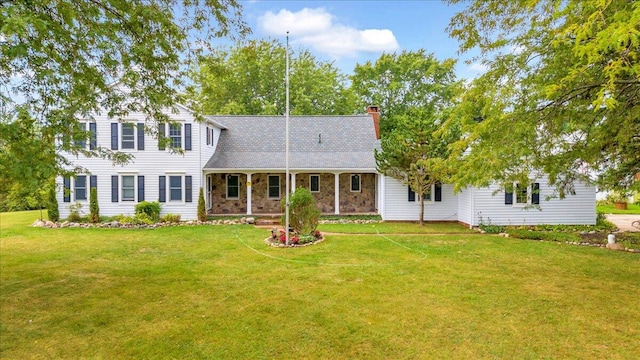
310 175 320 193
169 124 182 149
169 175 182 201
268 175 280 199
121 124 135 149
121 175 135 201
75 175 87 201
505 182 540 205
350 174 361 192
227 175 239 199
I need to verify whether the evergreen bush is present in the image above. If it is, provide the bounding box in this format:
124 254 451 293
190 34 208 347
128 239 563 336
197 187 206 222
89 187 99 223
134 201 161 221
47 184 59 222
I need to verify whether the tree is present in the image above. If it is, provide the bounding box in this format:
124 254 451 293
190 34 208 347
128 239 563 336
89 187 99 224
190 39 358 115
376 108 460 225
445 0 640 195
197 187 206 222
1 0 248 188
351 50 458 135
47 183 59 222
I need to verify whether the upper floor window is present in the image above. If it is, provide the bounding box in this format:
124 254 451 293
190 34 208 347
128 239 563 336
111 122 144 150
169 124 182 148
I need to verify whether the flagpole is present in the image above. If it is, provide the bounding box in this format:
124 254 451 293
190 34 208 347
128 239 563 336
285 31 290 246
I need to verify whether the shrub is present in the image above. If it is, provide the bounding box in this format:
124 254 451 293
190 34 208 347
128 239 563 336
280 187 320 236
197 187 206 222
67 202 83 222
135 201 161 221
47 184 59 222
89 187 99 223
506 229 580 242
135 212 154 225
162 213 181 223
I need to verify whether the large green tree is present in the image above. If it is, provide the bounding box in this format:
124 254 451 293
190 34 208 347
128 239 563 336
1 0 247 190
369 51 461 225
352 50 458 135
190 39 357 115
445 0 639 195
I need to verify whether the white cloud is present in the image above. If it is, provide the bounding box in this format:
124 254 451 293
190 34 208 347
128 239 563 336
468 62 488 73
258 7 399 58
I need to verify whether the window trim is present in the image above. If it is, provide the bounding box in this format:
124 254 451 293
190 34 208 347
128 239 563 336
121 123 136 150
168 175 183 202
350 174 361 192
226 174 240 200
268 175 281 199
310 174 320 193
74 175 87 201
121 175 136 202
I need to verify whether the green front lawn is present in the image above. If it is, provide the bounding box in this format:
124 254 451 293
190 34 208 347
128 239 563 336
597 203 640 214
1 211 638 359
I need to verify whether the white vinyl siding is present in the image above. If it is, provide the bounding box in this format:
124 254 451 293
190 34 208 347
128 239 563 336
57 96 205 220
382 177 457 221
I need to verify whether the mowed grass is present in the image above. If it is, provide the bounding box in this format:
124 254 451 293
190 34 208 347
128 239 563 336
1 211 639 359
597 203 640 214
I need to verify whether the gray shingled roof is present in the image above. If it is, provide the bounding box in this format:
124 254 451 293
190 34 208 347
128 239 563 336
204 115 381 171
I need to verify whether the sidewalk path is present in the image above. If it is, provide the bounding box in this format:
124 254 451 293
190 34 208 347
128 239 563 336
606 214 640 232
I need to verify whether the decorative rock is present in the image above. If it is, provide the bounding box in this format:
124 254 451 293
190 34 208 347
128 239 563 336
246 217 255 224
606 242 625 251
240 217 247 224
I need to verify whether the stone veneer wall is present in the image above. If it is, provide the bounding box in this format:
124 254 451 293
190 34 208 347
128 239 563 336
209 173 247 214
250 173 284 213
295 173 336 213
339 173 376 213
209 172 376 215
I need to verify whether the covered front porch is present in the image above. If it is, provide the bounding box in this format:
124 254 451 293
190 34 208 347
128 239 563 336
204 171 379 216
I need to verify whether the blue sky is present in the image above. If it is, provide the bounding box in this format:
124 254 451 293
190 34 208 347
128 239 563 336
225 0 484 79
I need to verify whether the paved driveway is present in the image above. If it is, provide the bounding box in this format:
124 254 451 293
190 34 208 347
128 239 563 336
606 214 640 232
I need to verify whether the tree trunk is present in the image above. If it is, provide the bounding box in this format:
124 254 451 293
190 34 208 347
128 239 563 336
419 194 425 226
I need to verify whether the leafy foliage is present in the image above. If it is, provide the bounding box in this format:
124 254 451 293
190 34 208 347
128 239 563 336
1 0 247 189
161 213 181 223
190 39 358 115
369 51 461 225
445 0 640 195
134 201 161 222
197 187 207 222
89 187 99 224
281 188 320 236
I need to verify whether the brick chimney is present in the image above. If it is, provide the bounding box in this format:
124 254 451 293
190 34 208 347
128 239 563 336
367 105 380 139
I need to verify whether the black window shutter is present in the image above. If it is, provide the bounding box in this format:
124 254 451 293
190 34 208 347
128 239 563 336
532 183 540 205
185 176 193 202
185 124 192 151
206 126 210 145
435 182 442 202
137 123 145 150
111 175 118 202
138 176 145 202
158 124 165 150
159 176 166 202
89 123 97 150
408 187 415 202
505 190 513 205
90 175 97 190
63 176 71 203
111 123 118 150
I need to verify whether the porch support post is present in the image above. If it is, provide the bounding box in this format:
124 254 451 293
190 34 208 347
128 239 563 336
334 173 340 214
291 173 296 193
246 173 252 215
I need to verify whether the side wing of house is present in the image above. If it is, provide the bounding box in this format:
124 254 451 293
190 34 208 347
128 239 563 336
468 178 596 226
380 176 458 221
57 105 222 220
